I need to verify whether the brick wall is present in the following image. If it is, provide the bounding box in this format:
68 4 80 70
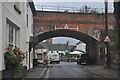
33 11 115 35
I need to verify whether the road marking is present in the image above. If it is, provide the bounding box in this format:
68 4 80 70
39 67 47 78
44 68 50 80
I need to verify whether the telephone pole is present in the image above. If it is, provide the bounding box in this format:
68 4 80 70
104 0 110 68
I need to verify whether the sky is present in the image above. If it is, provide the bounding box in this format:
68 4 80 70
52 37 80 45
33 0 114 8
33 0 114 45
34 0 114 12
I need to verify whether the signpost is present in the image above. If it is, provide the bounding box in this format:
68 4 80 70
104 0 111 68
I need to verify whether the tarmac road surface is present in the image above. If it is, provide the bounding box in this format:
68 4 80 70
45 62 103 79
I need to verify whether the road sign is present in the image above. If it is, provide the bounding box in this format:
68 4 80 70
104 35 111 42
64 24 69 30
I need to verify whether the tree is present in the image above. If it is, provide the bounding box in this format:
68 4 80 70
76 5 98 13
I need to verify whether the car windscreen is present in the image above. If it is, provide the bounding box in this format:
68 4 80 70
53 55 57 56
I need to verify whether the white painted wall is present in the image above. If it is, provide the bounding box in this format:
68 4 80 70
0 2 34 71
76 43 86 52
25 2 34 69
0 1 3 71
36 49 49 53
0 1 2 78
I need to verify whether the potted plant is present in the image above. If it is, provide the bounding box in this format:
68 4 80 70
4 46 26 71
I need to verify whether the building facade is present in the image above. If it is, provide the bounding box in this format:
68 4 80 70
75 41 86 53
0 0 36 74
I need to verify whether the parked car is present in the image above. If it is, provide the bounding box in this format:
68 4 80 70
77 54 91 64
49 53 60 64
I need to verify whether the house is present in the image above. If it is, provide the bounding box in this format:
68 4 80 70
35 42 49 63
48 44 75 56
35 42 75 63
0 0 36 76
75 41 86 53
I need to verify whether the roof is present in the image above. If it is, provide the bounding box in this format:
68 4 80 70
35 42 75 51
48 44 75 51
35 42 48 49
28 0 37 16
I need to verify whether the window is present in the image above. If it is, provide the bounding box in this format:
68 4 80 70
6 19 20 47
9 25 14 44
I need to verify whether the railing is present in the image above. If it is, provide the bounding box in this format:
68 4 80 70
35 5 114 13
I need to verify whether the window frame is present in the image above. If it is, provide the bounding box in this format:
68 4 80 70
6 19 20 48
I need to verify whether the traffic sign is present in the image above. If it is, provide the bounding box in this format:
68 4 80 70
64 24 69 30
104 35 111 42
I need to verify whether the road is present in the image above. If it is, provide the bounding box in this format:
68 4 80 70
45 62 103 79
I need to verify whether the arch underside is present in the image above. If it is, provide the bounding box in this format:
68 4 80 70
37 30 96 43
35 30 99 64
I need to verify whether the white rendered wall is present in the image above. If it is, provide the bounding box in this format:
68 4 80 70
1 2 34 70
76 43 86 52
26 2 34 69
0 1 3 71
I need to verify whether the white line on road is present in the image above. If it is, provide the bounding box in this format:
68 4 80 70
44 68 50 80
39 67 47 78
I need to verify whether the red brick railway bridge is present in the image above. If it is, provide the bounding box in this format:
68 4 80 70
31 11 115 64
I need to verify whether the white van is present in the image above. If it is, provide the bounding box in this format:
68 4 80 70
49 53 60 64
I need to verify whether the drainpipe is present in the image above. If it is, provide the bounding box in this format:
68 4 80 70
29 42 32 70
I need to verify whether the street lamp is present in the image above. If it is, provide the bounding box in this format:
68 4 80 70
66 41 70 62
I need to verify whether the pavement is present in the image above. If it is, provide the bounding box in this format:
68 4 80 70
24 64 48 78
84 65 119 78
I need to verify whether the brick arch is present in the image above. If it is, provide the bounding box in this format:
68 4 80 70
36 29 99 64
37 29 97 43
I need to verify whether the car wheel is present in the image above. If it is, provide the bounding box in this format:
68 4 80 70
50 62 52 64
77 62 78 64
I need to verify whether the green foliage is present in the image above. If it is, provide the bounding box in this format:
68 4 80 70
4 48 18 64
98 27 118 55
4 46 26 71
4 53 17 64
15 64 22 72
108 29 118 51
61 55 67 58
